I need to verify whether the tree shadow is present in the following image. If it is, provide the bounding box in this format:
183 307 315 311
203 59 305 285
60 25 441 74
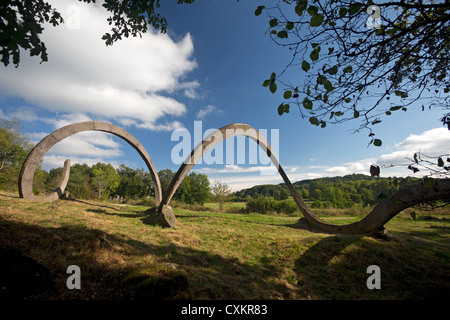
86 208 147 219
0 192 20 199
0 214 295 300
62 198 125 212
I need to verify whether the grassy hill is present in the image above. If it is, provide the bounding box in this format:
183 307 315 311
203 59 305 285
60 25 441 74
1 190 449 300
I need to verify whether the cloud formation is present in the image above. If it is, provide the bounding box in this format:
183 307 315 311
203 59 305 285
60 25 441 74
0 0 197 131
196 105 222 119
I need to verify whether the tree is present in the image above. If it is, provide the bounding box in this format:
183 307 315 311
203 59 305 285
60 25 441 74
256 0 449 146
1 0 195 67
158 168 175 197
66 163 94 199
0 118 32 190
211 180 232 211
115 164 153 199
188 172 210 205
91 162 120 200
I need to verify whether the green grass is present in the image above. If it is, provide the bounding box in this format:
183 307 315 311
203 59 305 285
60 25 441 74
0 190 449 300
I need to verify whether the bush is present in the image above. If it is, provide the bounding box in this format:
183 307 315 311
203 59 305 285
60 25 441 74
245 197 299 215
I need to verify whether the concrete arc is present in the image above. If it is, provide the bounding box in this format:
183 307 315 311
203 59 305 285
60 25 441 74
159 123 450 234
159 123 326 228
18 121 162 205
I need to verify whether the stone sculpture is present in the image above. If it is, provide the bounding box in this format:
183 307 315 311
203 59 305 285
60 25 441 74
19 121 450 235
18 121 161 206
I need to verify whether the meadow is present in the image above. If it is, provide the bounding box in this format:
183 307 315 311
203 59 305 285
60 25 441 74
0 190 449 300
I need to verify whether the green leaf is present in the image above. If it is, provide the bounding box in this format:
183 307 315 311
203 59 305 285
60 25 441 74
303 98 313 109
270 82 277 93
324 80 334 92
286 21 295 30
269 18 278 28
328 47 334 55
302 60 311 72
339 7 347 17
438 157 445 167
262 79 270 87
394 90 408 98
343 66 353 73
310 49 319 61
349 3 362 15
325 65 338 75
295 5 304 16
373 139 382 147
278 103 290 115
283 91 292 99
309 116 319 126
385 111 392 115
255 6 265 16
354 110 360 118
344 97 351 103
307 6 318 15
270 72 276 81
390 106 402 111
277 30 288 38
310 14 324 27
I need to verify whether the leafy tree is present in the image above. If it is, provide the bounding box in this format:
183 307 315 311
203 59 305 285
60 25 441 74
211 180 232 211
0 118 32 190
1 0 195 67
91 162 120 200
66 163 94 199
115 164 153 199
158 168 175 197
188 172 210 205
256 0 449 146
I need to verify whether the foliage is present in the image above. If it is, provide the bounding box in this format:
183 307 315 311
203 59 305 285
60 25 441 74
158 169 211 205
245 196 299 215
0 118 33 191
91 162 120 200
257 0 450 145
210 180 232 211
1 0 196 67
236 173 426 209
235 183 290 200
115 164 153 199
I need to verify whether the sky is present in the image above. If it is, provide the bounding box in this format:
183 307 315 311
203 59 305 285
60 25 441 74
0 0 449 192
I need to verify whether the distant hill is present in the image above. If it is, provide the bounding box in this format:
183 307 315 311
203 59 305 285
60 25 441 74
234 174 420 208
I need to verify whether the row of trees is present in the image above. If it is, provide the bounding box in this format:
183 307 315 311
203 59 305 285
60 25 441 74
236 174 421 209
0 118 230 205
34 164 215 204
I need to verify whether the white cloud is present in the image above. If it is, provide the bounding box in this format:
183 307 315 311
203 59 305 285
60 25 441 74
0 0 197 131
41 155 121 171
198 127 450 191
378 127 450 166
196 105 222 119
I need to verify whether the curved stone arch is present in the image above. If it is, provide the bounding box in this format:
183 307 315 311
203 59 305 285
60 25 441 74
19 121 162 206
159 123 450 234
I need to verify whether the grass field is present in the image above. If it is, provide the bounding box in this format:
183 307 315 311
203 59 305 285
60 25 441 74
0 190 449 300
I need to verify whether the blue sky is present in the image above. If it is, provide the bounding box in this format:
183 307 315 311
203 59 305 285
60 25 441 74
0 0 448 191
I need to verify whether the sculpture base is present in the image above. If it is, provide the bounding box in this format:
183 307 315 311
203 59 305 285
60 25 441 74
159 204 177 228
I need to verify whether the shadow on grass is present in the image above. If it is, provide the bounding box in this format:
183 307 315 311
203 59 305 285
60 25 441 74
293 228 450 299
0 215 293 300
86 208 147 219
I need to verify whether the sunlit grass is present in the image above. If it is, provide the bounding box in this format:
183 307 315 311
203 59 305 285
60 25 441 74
0 190 449 299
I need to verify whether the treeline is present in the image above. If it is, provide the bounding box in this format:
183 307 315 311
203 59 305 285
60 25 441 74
32 164 211 204
236 174 422 209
